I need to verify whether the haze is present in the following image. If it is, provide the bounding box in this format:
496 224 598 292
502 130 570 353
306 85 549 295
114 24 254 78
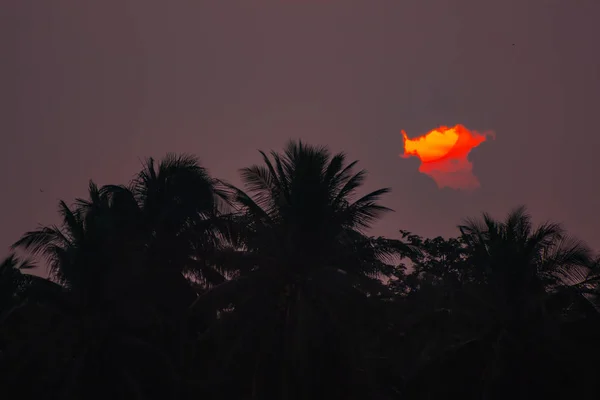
2 0 600 262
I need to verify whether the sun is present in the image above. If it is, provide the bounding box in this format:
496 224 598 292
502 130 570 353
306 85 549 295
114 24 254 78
401 124 494 190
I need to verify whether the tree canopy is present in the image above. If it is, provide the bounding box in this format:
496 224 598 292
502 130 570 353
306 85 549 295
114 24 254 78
2 140 600 400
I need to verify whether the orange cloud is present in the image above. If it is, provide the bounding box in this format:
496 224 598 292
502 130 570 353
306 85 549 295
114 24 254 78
401 125 494 190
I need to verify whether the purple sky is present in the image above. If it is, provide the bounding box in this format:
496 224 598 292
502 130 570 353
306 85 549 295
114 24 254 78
3 0 600 271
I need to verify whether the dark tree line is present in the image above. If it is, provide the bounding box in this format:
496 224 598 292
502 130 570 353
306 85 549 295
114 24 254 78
1 140 600 399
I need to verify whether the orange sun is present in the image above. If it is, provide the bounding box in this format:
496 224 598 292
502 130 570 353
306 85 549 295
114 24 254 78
401 124 494 190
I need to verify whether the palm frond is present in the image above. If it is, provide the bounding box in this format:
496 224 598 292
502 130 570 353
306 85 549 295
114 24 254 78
12 226 71 257
239 165 278 212
341 188 393 230
222 182 271 222
332 170 367 206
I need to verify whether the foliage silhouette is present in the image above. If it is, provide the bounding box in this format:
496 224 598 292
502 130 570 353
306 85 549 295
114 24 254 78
1 141 600 400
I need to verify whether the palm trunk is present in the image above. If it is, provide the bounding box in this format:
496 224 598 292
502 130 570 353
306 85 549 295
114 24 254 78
280 293 294 400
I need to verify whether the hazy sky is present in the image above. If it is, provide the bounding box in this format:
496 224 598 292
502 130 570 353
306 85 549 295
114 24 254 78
3 0 600 266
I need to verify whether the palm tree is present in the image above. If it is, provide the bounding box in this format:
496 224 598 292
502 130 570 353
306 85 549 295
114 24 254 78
12 197 96 300
14 154 230 309
0 254 78 399
190 140 402 399
126 154 230 279
12 182 144 310
458 206 592 322
394 208 595 399
10 155 230 399
448 206 593 398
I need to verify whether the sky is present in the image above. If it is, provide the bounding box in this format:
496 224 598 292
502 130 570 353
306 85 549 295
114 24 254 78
2 0 600 271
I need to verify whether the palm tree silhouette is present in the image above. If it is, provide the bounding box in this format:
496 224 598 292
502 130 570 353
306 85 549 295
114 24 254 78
6 146 600 399
10 155 231 399
453 206 593 397
458 206 592 323
190 140 401 399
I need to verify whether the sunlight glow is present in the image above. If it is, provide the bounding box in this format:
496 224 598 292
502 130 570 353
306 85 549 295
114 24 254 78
401 124 494 190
